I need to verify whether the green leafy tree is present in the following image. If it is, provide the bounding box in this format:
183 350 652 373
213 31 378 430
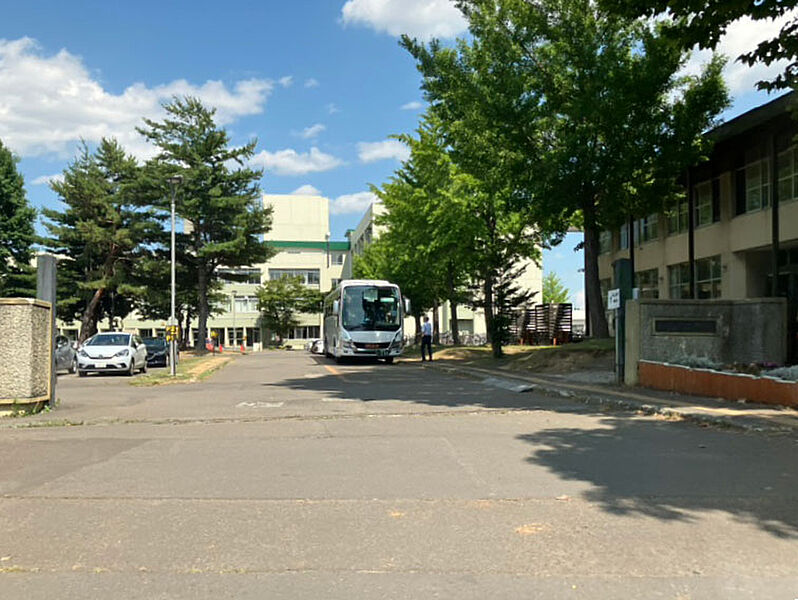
394 116 475 344
137 97 275 353
43 139 160 341
601 0 798 91
403 0 728 338
542 272 571 304
256 276 324 344
0 139 36 298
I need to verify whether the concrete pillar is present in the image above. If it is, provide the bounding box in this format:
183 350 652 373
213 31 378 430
36 255 57 408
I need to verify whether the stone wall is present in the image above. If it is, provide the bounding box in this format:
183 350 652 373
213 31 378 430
625 298 788 385
0 299 52 404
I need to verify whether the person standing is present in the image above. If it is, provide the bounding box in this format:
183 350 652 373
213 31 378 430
421 315 433 362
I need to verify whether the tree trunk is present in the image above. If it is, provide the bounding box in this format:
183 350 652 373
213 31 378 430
447 264 460 345
432 300 440 345
79 288 105 343
182 310 192 350
413 313 422 344
483 276 495 348
195 263 209 354
583 202 610 338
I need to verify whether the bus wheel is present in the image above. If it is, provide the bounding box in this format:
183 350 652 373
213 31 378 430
335 354 344 364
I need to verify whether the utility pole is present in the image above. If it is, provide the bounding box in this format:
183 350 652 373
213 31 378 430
167 175 183 376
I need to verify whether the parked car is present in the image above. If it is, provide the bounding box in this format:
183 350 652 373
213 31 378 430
306 338 323 354
76 332 148 377
54 335 77 374
142 337 172 367
311 338 324 354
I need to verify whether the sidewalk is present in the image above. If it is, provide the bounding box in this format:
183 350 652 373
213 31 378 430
423 360 798 436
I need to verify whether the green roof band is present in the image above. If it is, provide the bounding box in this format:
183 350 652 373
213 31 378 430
268 240 351 251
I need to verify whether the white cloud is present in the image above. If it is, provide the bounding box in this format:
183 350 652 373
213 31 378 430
31 173 64 186
279 76 293 87
304 78 320 88
327 103 340 114
683 10 798 95
357 139 410 163
250 147 344 176
401 101 423 110
300 123 326 139
330 191 377 215
291 184 322 196
341 0 467 40
0 37 274 159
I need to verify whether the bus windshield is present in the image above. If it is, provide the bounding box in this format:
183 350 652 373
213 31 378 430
341 285 401 331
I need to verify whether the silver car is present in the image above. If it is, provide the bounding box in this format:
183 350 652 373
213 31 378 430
76 332 148 377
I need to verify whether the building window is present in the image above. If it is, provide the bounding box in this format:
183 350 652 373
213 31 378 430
668 263 690 299
288 326 320 339
331 252 345 265
668 256 722 300
637 214 659 243
330 278 342 289
668 198 689 235
694 181 713 227
619 223 629 250
598 231 612 254
218 268 262 285
777 146 797 203
232 296 259 313
634 268 659 299
269 269 321 287
696 255 722 299
740 158 770 213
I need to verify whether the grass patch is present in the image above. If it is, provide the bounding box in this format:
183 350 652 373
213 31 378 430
404 338 615 374
131 354 233 387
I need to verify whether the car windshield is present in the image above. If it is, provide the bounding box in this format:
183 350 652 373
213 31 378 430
86 334 130 346
341 285 401 331
143 338 167 349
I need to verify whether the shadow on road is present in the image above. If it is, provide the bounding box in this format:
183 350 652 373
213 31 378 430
273 357 798 540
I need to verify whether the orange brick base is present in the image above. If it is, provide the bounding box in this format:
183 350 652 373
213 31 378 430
638 361 798 408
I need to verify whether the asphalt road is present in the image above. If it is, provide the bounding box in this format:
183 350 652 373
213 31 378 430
2 352 798 599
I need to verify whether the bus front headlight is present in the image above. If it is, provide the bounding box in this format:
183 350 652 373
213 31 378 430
341 331 354 349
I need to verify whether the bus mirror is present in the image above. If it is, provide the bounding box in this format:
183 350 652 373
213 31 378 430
404 298 411 314
333 300 340 315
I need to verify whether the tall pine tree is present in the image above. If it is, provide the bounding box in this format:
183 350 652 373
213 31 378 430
0 138 36 298
137 97 275 353
43 139 160 341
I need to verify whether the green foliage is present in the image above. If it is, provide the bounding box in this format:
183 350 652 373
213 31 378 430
542 272 571 304
256 276 322 343
137 96 275 352
403 0 728 338
0 139 36 297
43 139 160 340
600 0 798 91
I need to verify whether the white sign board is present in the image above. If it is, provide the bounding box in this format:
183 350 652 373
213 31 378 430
607 288 621 310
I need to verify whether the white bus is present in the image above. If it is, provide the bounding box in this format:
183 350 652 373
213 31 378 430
323 279 410 363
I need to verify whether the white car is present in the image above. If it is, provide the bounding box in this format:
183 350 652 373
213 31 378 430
77 332 148 377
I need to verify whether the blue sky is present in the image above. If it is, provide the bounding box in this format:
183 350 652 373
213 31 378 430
2 0 793 309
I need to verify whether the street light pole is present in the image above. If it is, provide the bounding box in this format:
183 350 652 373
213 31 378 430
167 175 183 376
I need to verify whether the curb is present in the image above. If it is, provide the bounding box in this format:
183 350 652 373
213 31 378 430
423 363 798 436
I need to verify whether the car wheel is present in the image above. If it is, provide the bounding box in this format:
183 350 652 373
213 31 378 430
69 357 77 374
127 360 135 376
141 360 148 374
384 357 394 364
78 369 87 377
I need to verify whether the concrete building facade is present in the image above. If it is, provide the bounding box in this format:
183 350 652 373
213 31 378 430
597 93 798 309
57 194 349 349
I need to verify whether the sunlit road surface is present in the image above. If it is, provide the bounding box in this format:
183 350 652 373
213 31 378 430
2 351 797 599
